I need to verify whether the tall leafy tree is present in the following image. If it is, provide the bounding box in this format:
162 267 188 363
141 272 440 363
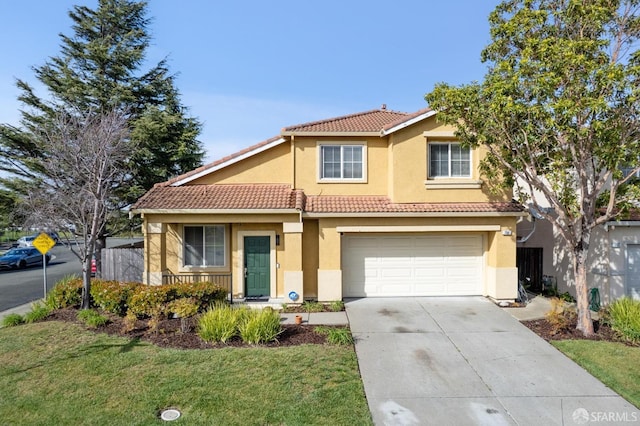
427 0 640 336
0 0 204 206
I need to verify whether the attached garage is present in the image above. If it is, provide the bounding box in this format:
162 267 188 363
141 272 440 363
342 234 484 297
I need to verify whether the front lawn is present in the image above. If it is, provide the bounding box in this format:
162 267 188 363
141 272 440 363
552 340 640 408
0 321 372 425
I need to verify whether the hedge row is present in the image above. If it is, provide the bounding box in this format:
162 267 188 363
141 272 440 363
46 277 228 318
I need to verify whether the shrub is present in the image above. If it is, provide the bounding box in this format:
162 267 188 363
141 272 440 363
122 310 138 333
167 297 199 318
316 326 354 345
77 309 109 328
168 297 200 333
128 285 174 318
238 308 282 344
198 304 244 343
607 298 640 343
24 302 52 323
45 275 82 309
173 281 228 310
1 313 24 328
329 300 345 312
91 280 141 315
545 298 576 335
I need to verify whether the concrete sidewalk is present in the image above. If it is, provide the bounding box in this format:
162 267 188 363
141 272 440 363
346 297 638 425
279 311 348 325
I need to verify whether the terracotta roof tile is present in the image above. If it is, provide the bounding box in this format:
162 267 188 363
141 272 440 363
305 196 524 214
132 184 303 210
283 108 410 133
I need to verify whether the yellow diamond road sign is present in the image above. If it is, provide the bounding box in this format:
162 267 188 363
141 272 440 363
33 232 56 255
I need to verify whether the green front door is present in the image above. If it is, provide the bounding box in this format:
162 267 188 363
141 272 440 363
245 236 270 298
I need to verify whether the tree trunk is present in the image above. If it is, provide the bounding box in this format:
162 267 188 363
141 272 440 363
574 254 594 336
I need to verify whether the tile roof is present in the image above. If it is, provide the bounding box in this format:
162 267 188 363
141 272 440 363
132 185 524 215
282 108 411 133
160 107 435 188
132 184 304 210
305 196 524 214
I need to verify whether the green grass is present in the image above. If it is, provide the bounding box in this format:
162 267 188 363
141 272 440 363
0 321 372 425
552 340 640 408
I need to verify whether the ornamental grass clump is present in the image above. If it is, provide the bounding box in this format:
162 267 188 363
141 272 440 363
545 297 576 335
198 304 244 343
1 314 24 328
77 309 109 328
316 326 354 345
607 298 640 343
238 308 282 345
23 302 52 324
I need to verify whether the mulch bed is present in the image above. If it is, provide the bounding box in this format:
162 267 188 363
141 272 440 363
46 308 332 350
46 307 637 350
521 317 638 346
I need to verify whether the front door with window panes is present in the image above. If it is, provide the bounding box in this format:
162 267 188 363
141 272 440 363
244 236 270 298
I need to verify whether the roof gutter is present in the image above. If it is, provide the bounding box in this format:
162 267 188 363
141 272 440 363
130 208 301 215
281 131 380 137
605 220 640 231
302 211 528 218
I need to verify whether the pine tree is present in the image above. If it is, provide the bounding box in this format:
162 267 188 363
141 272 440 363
0 0 204 205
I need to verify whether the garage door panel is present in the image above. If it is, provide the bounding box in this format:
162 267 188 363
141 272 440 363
343 235 483 297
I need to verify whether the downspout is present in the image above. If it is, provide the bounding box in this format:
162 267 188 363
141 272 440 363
516 216 536 243
291 135 296 190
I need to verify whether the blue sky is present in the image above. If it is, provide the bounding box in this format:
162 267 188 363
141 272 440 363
1 1 501 163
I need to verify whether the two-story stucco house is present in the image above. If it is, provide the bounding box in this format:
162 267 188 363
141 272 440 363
131 107 526 303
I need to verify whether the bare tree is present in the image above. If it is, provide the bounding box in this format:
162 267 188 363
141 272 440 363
18 108 133 309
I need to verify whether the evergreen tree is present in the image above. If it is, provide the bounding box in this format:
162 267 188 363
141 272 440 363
0 0 204 204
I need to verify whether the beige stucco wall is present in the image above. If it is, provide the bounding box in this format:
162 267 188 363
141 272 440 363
188 142 292 185
294 136 389 195
389 117 510 203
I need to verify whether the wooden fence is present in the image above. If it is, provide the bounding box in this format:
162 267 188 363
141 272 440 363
101 247 144 282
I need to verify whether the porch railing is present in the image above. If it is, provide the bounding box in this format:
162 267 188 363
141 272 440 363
162 273 233 304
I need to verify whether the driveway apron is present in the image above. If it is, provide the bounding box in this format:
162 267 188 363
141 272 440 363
346 297 638 425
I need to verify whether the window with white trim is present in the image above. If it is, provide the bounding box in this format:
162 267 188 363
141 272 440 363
319 144 365 181
429 143 471 178
184 225 226 267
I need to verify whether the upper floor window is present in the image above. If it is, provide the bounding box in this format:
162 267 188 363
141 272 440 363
184 225 226 267
429 143 471 178
319 143 366 182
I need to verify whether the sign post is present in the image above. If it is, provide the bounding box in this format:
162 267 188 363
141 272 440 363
32 232 56 298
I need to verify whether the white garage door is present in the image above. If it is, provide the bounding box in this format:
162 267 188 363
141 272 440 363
342 234 483 297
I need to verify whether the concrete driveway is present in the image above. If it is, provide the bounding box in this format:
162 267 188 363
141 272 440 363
346 297 638 425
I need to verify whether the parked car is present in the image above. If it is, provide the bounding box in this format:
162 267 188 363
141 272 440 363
0 248 51 269
16 235 37 248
